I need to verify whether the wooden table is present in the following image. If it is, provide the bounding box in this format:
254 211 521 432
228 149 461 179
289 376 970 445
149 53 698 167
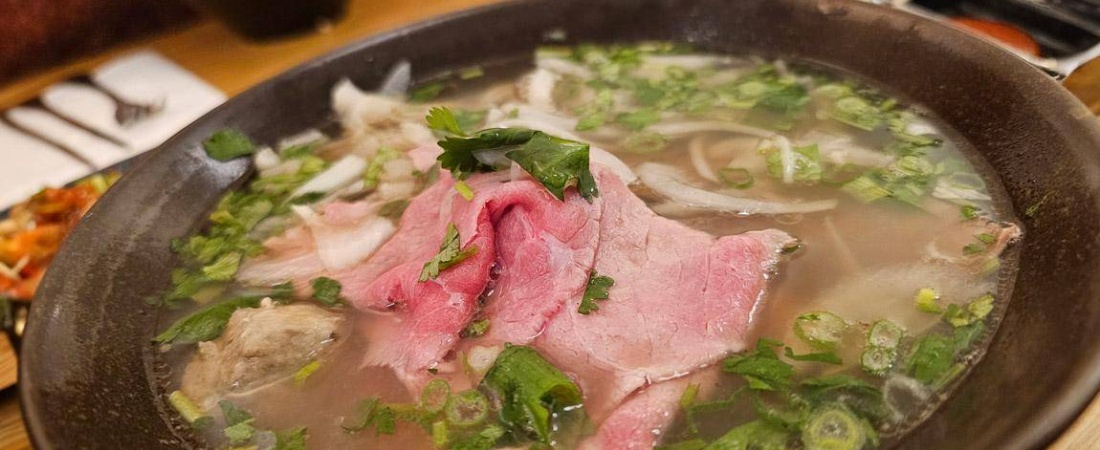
1 0 1100 448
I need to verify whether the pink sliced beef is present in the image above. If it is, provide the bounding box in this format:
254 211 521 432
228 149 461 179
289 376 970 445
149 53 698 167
533 170 795 421
339 170 601 390
331 161 792 447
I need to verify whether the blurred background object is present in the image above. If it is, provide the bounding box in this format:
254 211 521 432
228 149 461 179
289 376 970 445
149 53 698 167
187 0 348 40
0 0 196 84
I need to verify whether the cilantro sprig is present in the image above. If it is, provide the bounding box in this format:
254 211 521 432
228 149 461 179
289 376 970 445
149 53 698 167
419 223 479 282
429 109 599 202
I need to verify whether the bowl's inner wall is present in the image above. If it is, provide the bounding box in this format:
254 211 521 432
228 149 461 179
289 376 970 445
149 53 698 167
21 0 1100 449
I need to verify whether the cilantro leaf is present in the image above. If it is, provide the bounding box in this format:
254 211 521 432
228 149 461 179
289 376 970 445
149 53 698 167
427 107 468 137
275 427 307 450
706 420 789 450
223 419 256 445
723 339 794 391
342 398 399 435
419 224 479 282
505 132 598 201
203 129 256 161
310 277 345 306
219 400 253 426
435 126 599 201
154 295 264 344
578 271 614 315
480 345 582 443
437 128 537 179
906 334 954 384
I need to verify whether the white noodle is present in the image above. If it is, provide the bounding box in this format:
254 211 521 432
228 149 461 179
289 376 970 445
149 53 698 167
590 147 638 184
648 121 775 139
637 163 837 215
689 135 719 183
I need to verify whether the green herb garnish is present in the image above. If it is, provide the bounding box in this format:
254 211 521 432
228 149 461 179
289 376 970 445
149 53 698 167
420 224 479 282
203 129 256 161
154 295 264 344
480 345 583 443
310 277 345 306
578 271 614 315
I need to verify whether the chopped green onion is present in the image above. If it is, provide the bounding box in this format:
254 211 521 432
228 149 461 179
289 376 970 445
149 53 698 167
914 287 943 313
860 346 897 376
432 420 449 448
793 312 848 351
168 390 212 429
463 319 491 338
975 233 996 245
292 360 321 387
962 243 986 256
679 383 700 410
801 405 871 450
411 82 445 102
459 66 485 80
718 168 755 189
866 320 905 349
444 390 490 428
420 379 452 414
961 205 980 220
455 180 476 201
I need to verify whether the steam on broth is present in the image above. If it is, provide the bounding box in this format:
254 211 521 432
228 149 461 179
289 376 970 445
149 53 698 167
154 43 1019 450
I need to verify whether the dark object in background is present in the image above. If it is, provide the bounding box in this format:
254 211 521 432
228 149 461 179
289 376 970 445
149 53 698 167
913 0 1100 58
0 0 196 84
187 0 348 40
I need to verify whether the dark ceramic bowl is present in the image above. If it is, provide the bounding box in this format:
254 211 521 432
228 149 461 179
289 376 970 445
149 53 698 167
20 0 1100 449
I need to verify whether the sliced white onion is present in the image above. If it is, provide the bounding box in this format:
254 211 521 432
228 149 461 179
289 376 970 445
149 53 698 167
775 135 795 184
278 129 327 150
377 60 412 97
689 136 719 183
590 147 638 184
253 147 281 171
801 130 894 168
331 79 403 131
637 163 837 215
518 68 560 111
648 121 775 139
292 205 396 271
291 155 367 198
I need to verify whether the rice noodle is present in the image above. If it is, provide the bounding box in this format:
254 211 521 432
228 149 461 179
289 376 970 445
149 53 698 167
291 155 368 198
637 163 838 215
590 147 638 184
648 121 775 139
688 135 719 183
